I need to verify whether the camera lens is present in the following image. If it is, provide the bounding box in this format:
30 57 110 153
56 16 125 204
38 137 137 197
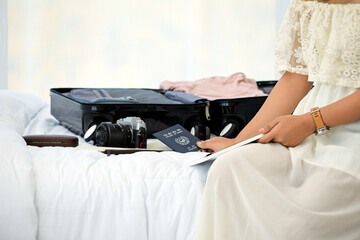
95 122 132 147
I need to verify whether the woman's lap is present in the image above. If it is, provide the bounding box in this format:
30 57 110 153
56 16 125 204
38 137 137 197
195 143 360 240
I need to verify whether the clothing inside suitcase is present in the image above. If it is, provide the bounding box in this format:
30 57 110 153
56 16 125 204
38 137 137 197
65 88 183 104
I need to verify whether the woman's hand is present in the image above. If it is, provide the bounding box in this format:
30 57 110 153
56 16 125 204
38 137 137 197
198 113 315 152
257 113 315 147
197 137 237 153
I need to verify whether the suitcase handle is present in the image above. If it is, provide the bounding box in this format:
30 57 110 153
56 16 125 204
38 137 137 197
205 101 211 121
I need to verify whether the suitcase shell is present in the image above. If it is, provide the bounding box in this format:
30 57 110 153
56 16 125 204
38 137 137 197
50 88 210 138
208 80 277 138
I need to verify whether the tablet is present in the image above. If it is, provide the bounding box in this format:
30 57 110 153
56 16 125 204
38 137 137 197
187 133 264 166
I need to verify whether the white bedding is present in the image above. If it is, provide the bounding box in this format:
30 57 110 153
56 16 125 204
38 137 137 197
0 90 211 240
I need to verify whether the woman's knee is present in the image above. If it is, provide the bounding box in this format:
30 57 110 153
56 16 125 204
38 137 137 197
206 146 253 182
206 143 288 182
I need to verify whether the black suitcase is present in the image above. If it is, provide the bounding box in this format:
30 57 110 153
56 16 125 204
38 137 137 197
208 80 277 138
50 88 211 140
50 81 276 142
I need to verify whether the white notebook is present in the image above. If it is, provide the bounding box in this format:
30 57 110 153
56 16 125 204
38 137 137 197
186 134 264 166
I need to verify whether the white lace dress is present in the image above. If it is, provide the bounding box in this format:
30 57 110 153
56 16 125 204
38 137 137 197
195 1 360 239
277 0 360 178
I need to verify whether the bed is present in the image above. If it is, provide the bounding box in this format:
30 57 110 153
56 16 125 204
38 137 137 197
0 90 211 240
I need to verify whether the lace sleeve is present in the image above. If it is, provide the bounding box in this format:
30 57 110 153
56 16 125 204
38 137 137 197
275 0 308 76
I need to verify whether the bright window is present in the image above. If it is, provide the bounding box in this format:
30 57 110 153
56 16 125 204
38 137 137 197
6 0 289 101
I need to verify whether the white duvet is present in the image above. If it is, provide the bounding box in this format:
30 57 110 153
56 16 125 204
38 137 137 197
0 90 211 240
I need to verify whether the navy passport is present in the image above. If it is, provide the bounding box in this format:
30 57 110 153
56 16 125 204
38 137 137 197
153 124 200 153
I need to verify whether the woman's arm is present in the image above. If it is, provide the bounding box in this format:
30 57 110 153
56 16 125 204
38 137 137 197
236 72 312 142
197 71 313 152
320 90 360 127
257 85 360 147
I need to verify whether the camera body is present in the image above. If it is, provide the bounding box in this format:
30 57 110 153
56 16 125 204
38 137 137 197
94 117 147 148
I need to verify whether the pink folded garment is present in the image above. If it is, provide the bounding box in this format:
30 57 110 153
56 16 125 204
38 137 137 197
159 72 267 100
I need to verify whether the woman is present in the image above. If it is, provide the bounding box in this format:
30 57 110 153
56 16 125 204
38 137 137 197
195 0 360 239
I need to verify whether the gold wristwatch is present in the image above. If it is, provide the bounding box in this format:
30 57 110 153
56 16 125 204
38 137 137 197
310 107 330 135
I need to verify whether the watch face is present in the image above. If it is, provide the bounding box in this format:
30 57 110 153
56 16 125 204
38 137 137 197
316 127 329 136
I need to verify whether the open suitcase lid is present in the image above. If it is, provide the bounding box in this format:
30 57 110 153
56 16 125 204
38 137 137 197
51 88 208 105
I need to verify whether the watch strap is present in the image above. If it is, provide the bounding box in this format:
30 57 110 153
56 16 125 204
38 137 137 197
310 107 329 135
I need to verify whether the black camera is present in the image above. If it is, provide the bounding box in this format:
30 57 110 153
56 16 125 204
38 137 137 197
85 117 147 148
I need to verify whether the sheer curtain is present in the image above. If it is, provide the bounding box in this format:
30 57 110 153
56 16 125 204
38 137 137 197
7 0 290 102
0 0 7 89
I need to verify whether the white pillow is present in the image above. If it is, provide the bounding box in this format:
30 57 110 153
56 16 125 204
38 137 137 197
0 90 47 134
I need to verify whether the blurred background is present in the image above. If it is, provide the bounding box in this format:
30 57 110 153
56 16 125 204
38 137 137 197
1 0 290 102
